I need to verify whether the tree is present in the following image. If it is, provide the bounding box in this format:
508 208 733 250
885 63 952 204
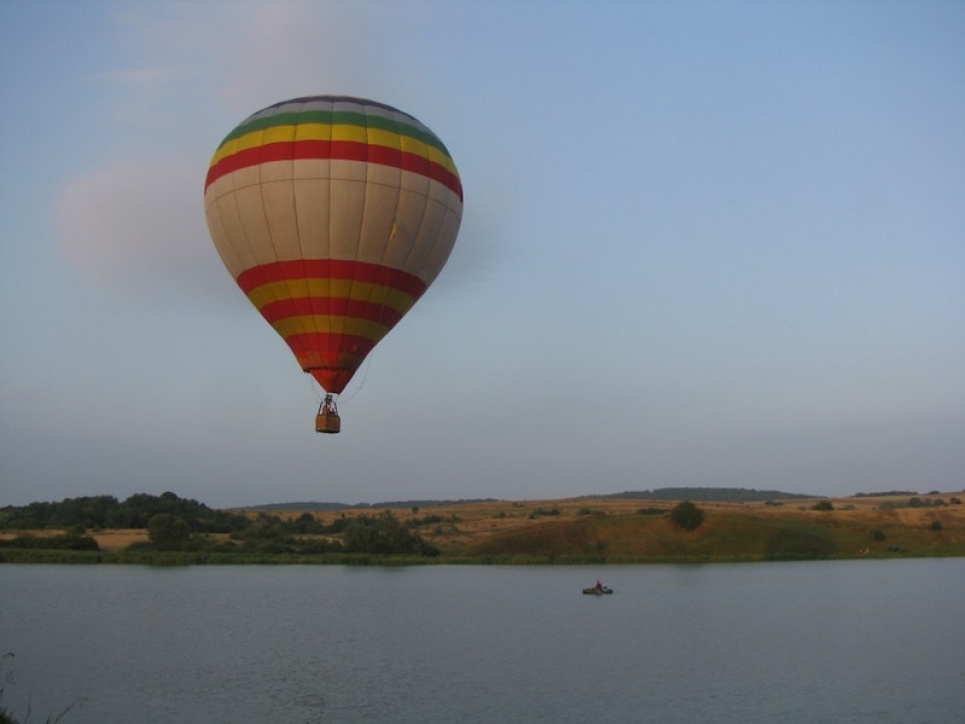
147 514 191 551
343 511 439 556
291 512 323 535
670 501 705 531
765 527 835 560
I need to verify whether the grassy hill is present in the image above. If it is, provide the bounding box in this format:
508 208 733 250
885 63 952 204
253 492 964 563
3 491 963 564
414 495 965 562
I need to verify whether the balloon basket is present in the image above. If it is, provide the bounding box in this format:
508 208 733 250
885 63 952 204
315 395 341 434
316 412 340 434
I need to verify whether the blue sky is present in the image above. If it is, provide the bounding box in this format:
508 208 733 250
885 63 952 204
1 0 963 508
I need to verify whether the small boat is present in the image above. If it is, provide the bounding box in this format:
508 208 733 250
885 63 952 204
582 585 613 595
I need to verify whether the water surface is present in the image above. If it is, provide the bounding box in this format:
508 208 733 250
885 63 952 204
1 560 962 723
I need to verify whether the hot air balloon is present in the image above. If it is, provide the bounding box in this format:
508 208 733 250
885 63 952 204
204 96 463 433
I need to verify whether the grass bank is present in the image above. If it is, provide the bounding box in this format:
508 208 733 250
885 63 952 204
2 494 963 565
460 503 965 562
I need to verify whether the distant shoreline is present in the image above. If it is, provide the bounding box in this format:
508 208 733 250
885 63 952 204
3 491 963 564
2 549 964 566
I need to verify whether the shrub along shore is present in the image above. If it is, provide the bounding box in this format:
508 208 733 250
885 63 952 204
2 491 963 565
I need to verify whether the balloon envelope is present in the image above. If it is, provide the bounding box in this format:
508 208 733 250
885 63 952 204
204 96 463 394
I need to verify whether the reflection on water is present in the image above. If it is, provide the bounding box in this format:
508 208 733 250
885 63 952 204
1 560 963 723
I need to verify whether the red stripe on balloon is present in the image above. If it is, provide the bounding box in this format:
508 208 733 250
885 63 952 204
205 140 462 200
285 332 378 394
286 332 378 360
236 260 427 300
258 297 405 329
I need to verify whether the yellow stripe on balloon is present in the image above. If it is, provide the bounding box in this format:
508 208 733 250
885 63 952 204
330 124 369 144
294 123 333 142
208 124 458 175
427 145 458 174
234 131 270 154
272 315 390 340
209 138 240 167
246 280 417 315
262 124 297 144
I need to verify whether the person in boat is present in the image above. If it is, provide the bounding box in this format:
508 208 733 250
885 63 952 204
595 579 603 591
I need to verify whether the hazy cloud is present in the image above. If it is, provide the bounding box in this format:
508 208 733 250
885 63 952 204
57 0 495 300
58 157 218 298
177 0 415 115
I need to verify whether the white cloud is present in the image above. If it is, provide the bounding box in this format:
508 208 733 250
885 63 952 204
56 0 458 300
103 67 174 85
212 0 409 113
107 0 421 116
58 157 222 298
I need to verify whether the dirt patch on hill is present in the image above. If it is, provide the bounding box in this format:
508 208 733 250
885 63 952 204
92 529 148 552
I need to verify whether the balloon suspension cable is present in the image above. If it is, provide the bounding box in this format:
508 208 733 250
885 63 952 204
337 355 371 405
315 393 341 434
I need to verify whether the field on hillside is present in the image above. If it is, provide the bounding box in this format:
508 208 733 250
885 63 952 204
259 492 965 561
4 492 962 563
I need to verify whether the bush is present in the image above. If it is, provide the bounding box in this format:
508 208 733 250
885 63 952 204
872 528 886 542
0 534 99 551
766 527 836 560
670 501 705 531
342 511 439 556
811 500 834 511
0 652 81 724
407 513 460 528
147 514 191 551
930 520 943 531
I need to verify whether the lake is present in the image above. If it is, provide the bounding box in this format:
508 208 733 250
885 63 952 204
1 559 963 723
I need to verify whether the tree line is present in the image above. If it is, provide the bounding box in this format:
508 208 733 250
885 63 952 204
0 493 439 557
592 487 810 502
0 492 248 532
